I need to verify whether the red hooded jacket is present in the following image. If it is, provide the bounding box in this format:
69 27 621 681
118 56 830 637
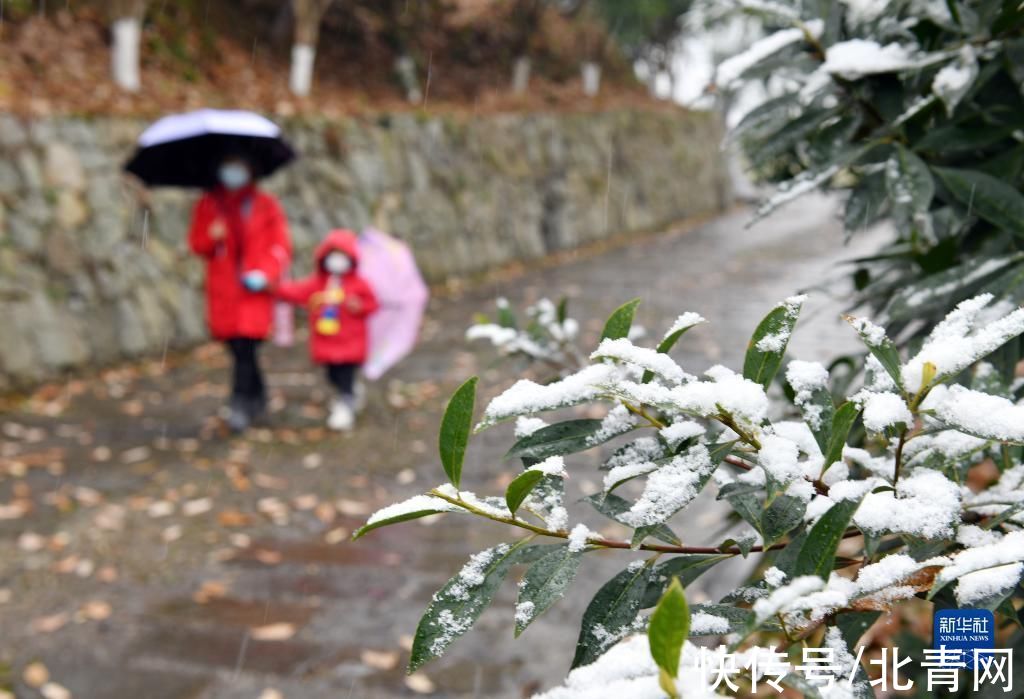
276 229 379 365
188 186 292 340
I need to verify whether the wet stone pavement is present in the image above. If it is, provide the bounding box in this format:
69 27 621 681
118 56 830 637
0 197 886 699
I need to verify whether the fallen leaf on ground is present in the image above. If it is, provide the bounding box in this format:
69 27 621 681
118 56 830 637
18 532 46 552
90 446 112 462
217 509 252 527
302 454 322 469
146 501 174 518
0 501 29 519
31 612 69 633
182 497 212 516
254 549 282 565
80 600 112 620
360 649 399 670
335 499 371 516
97 566 119 582
251 622 296 641
23 661 49 687
258 690 284 699
40 682 71 699
293 494 318 510
405 673 436 694
324 527 349 544
162 525 183 543
193 580 229 603
253 473 289 490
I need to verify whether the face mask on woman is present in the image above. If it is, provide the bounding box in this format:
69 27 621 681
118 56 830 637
218 162 251 191
324 251 352 275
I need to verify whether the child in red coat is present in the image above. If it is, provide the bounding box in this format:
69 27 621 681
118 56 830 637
275 229 379 430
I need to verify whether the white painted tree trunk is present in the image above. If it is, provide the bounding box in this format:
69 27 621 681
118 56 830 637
512 55 531 94
395 54 422 103
111 17 142 92
289 43 316 96
582 61 601 97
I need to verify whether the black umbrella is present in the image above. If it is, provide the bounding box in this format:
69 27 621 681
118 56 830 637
124 109 296 188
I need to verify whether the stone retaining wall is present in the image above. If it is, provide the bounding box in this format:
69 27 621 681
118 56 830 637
0 108 729 388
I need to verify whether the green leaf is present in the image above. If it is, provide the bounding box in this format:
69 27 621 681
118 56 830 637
844 316 903 389
836 611 882 649
761 495 807 547
933 166 1024 238
557 297 569 325
886 145 935 217
689 604 754 634
743 297 805 390
506 419 604 460
438 376 478 489
822 402 861 474
605 462 660 494
409 541 545 672
642 315 705 383
643 555 731 607
649 577 689 696
885 255 1024 323
496 300 517 329
585 493 681 546
505 469 548 516
515 544 584 636
600 298 641 341
573 562 653 668
352 496 464 540
793 497 862 580
789 375 835 455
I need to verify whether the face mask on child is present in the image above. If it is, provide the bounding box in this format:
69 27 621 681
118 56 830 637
218 163 251 191
324 251 352 275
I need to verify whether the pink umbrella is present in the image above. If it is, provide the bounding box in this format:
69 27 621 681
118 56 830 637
358 227 430 381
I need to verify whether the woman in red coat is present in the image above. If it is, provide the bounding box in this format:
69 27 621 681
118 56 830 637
188 156 292 432
275 229 378 431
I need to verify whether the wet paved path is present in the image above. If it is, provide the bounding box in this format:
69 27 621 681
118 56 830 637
0 196 884 698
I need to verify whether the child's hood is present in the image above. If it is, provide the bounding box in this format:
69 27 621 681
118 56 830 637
314 229 361 268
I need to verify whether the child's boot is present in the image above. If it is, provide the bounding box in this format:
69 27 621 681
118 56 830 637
327 396 355 431
226 397 250 433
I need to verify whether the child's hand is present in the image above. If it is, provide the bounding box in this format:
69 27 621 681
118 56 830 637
209 218 227 240
345 296 364 313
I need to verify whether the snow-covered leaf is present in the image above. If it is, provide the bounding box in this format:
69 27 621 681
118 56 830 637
933 167 1024 238
600 298 641 341
585 492 681 547
410 541 545 671
932 46 978 115
352 494 466 540
793 497 862 579
515 544 584 636
744 296 806 390
762 495 807 547
506 419 603 460
572 563 652 668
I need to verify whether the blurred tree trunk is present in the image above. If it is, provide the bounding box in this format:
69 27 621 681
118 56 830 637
110 0 147 92
575 2 604 97
290 0 334 96
510 0 544 95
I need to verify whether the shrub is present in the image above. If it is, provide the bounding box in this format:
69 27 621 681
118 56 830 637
355 294 1024 696
708 0 1024 373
